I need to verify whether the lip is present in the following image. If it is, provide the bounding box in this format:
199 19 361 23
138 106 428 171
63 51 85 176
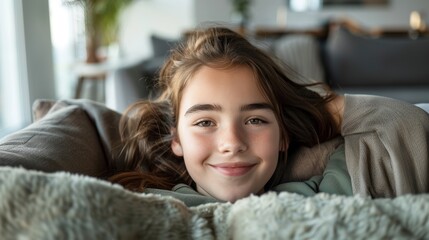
209 162 257 177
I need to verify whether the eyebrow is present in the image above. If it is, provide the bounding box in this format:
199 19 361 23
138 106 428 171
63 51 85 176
240 103 273 112
184 103 273 116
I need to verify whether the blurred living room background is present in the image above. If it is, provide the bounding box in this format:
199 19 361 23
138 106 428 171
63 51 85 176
1 0 428 137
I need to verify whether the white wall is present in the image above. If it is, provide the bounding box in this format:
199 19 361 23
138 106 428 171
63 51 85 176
118 0 195 60
194 0 234 26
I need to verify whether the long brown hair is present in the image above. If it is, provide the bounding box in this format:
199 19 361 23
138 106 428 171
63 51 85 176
109 26 338 192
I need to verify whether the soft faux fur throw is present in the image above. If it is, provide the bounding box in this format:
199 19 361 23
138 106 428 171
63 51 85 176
1 167 428 239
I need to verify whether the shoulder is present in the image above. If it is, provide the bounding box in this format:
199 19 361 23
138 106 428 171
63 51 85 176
341 94 429 135
340 95 429 197
343 94 428 117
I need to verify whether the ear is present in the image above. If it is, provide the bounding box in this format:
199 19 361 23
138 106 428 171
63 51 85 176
171 128 183 156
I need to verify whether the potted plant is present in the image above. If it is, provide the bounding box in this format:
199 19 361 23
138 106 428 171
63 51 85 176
64 0 133 63
230 0 252 33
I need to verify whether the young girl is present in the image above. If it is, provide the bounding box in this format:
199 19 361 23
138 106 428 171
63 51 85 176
110 27 429 206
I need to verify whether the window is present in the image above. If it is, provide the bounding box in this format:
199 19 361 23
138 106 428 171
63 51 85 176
323 0 389 5
288 0 322 11
287 0 389 11
0 0 31 137
49 0 85 100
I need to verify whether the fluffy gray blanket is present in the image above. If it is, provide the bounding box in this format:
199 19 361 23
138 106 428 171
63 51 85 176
1 167 428 239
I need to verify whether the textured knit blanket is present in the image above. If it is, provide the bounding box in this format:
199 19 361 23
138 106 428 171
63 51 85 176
1 167 428 239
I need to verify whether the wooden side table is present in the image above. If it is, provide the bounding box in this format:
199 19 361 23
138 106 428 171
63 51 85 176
74 73 106 99
72 57 145 105
73 62 108 100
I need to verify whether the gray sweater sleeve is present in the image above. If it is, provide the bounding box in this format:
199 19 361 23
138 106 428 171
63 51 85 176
342 94 429 197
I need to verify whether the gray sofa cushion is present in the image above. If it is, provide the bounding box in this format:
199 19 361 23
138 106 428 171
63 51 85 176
150 34 179 57
325 26 429 87
0 99 123 178
274 34 325 83
273 34 328 95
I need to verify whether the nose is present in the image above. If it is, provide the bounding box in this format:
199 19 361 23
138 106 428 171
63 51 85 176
217 124 248 154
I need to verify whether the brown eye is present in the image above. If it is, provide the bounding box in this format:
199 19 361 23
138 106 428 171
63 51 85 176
195 120 214 127
246 118 266 125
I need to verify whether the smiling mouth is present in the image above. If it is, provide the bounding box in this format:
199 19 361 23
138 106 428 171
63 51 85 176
209 163 257 177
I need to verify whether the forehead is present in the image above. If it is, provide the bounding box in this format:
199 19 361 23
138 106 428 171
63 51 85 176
180 65 267 104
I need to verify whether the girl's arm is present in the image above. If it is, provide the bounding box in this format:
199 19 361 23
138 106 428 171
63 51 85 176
340 95 429 197
284 95 346 182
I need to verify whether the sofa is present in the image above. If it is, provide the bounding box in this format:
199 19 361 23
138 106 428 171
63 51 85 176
0 98 429 238
272 24 429 103
110 24 429 112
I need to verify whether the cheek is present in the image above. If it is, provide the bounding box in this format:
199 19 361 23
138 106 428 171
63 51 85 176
179 132 214 184
263 131 281 177
179 130 213 164
249 130 281 169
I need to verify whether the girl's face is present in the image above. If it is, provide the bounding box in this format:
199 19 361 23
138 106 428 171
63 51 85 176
171 65 282 202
